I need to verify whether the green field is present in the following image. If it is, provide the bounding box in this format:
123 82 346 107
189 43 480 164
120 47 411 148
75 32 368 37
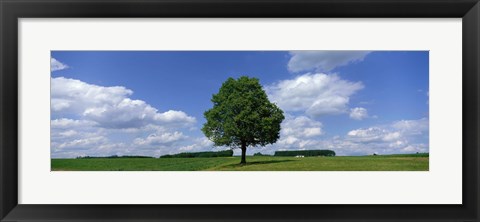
51 154 428 171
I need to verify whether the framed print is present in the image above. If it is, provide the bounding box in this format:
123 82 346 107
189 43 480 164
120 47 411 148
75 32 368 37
48 50 430 172
1 0 479 221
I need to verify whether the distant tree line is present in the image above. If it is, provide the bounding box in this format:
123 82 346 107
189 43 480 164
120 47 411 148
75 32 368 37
75 155 154 159
160 150 234 158
253 152 271 156
374 153 429 157
274 150 336 157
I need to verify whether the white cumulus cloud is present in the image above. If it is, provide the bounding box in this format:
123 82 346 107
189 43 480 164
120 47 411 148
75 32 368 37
281 115 323 138
288 51 371 73
51 77 196 129
347 127 401 143
50 77 198 158
341 118 429 155
252 115 323 154
51 118 97 128
392 118 429 135
178 137 215 153
256 117 428 156
349 107 369 120
51 58 69 71
133 131 186 147
266 73 363 117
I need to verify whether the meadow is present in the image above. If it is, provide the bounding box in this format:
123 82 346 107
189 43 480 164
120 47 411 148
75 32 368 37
51 154 428 171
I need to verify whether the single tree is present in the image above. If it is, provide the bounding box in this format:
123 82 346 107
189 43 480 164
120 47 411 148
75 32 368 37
202 76 284 164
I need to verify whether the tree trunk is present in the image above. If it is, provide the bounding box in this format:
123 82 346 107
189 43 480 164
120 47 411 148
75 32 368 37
240 141 247 164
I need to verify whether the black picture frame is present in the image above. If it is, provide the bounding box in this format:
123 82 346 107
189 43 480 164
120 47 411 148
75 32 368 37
1 0 479 221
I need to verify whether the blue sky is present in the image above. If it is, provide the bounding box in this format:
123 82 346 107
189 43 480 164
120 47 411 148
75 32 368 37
51 51 429 158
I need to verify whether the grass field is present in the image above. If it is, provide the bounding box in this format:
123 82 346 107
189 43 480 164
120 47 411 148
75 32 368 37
51 154 428 171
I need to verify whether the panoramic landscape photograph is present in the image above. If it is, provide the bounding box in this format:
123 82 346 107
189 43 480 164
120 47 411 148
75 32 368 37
51 50 429 171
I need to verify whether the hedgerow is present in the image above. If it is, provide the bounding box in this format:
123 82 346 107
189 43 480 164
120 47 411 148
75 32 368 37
274 150 336 157
160 149 234 158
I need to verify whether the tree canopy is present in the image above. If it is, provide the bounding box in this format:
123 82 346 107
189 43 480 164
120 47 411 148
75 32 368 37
202 76 285 164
